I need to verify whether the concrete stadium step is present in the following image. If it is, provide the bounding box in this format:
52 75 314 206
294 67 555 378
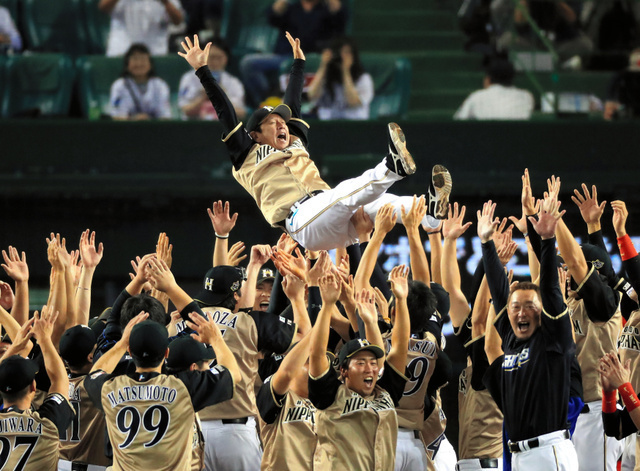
406 109 457 120
404 51 482 73
412 71 485 91
361 0 458 12
355 31 465 52
353 9 458 32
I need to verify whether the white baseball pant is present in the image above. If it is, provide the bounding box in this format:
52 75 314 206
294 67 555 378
620 433 637 471
435 435 458 471
395 428 429 471
58 461 107 471
455 458 503 471
201 417 262 471
571 400 623 471
285 160 440 251
511 430 578 471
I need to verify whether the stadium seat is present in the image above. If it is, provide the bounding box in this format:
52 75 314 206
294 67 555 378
81 0 110 54
279 52 412 120
75 55 121 119
1 53 76 118
20 0 89 55
77 55 191 119
152 55 194 118
220 0 278 60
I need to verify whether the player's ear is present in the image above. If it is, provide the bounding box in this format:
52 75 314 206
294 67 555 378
164 348 170 359
29 380 36 393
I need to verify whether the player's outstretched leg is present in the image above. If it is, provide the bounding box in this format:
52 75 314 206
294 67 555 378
385 123 416 177
427 165 452 219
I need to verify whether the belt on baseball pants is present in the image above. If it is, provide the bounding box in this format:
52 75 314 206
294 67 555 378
274 190 324 230
508 429 570 453
455 458 499 470
221 417 248 424
71 464 88 471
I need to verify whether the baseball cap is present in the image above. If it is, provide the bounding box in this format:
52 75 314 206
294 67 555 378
257 268 275 286
581 243 616 285
0 355 39 394
129 321 169 363
246 104 291 133
59 325 96 366
337 338 384 367
194 266 243 307
166 337 214 369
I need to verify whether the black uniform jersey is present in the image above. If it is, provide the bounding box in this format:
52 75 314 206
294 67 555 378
483 237 575 442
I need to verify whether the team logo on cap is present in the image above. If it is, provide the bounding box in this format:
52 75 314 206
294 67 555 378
231 280 240 292
592 259 604 269
205 277 214 290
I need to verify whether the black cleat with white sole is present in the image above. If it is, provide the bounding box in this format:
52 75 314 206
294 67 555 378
385 122 416 177
427 165 452 219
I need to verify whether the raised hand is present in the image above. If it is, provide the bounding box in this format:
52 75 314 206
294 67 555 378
389 265 409 300
31 305 59 343
374 204 397 236
611 200 628 238
155 232 173 268
121 311 150 347
275 233 297 255
497 238 518 266
1 246 29 282
319 274 341 306
227 241 247 266
0 281 15 311
546 175 561 205
46 236 64 271
187 311 224 345
529 196 565 240
79 229 104 270
572 183 605 226
146 258 176 293
272 247 308 282
476 201 500 243
400 195 427 232
208 201 238 238
373 287 389 321
351 207 374 242
48 233 71 268
178 35 211 70
355 288 377 324
282 274 305 301
520 168 536 215
308 251 332 287
10 316 35 352
285 31 305 61
442 202 472 240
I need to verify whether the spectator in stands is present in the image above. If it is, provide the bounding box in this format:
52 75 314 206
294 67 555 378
604 47 640 120
109 43 173 120
307 36 374 120
493 0 593 64
99 0 184 57
0 6 21 53
180 0 223 38
240 0 348 107
178 36 247 120
454 58 535 120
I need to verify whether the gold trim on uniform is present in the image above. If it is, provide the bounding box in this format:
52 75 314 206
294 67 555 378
543 307 569 320
289 117 310 129
575 265 595 293
222 121 244 142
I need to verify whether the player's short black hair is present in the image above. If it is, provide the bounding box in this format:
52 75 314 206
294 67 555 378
131 354 166 369
122 43 156 78
0 384 31 404
165 360 208 375
120 293 167 330
508 281 541 302
406 280 438 334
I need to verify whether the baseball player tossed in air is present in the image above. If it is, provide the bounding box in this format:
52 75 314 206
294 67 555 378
178 33 451 251
478 197 578 471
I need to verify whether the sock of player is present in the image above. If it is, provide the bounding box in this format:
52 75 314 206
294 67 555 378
619 383 640 412
602 389 617 413
617 235 638 261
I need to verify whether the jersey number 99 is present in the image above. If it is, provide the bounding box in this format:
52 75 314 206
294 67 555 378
116 405 170 449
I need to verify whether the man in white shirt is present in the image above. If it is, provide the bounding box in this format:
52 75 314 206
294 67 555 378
454 58 535 120
99 0 184 57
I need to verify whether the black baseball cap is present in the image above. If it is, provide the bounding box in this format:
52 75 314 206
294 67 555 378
581 243 616 285
257 268 275 286
338 339 385 367
0 355 39 394
60 325 96 366
129 321 169 363
194 266 243 307
246 104 291 133
166 337 214 369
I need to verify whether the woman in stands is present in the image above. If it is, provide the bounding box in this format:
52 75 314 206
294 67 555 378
108 43 172 120
307 36 374 120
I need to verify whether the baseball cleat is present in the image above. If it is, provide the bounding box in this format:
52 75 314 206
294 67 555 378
427 165 452 219
385 123 416 177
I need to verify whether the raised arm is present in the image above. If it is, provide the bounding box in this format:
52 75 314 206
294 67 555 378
309 275 341 378
478 201 510 313
572 183 606 239
1 246 29 326
386 265 410 373
354 204 396 292
600 352 640 430
150 233 173 312
208 201 238 267
146 258 195 312
46 236 68 348
282 274 312 337
441 202 473 328
282 32 306 119
31 306 68 397
240 245 272 309
484 303 503 364
187 311 241 384
76 229 104 326
354 288 384 363
91 312 149 374
401 195 430 284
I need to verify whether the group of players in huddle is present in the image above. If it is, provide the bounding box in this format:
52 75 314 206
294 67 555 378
2 32 640 471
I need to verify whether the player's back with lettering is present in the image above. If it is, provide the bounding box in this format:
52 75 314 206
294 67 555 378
99 373 197 471
0 393 72 471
